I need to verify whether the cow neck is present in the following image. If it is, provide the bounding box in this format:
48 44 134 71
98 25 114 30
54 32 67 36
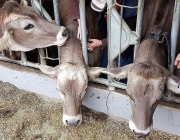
142 32 171 66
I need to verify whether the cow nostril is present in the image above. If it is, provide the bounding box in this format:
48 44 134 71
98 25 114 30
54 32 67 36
133 129 135 133
62 29 68 37
74 120 80 126
65 120 69 125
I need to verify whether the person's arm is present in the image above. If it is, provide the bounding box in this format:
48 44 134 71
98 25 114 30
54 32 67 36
174 53 180 69
87 38 107 51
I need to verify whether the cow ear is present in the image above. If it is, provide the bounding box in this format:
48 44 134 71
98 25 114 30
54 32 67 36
101 64 135 79
158 65 180 94
166 74 180 94
37 64 60 78
20 0 28 6
87 67 106 78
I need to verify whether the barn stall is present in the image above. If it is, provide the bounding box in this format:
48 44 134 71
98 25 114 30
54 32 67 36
0 0 180 138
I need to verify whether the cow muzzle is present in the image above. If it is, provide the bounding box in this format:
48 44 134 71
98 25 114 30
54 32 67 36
63 114 82 126
129 119 152 136
55 27 68 46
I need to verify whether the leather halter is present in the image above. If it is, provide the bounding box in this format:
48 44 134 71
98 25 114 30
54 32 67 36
142 32 171 65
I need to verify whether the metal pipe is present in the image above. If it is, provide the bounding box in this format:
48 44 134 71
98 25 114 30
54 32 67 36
118 7 123 67
38 49 46 65
168 0 180 73
79 0 88 65
107 0 113 68
31 0 47 65
32 0 53 22
53 0 61 64
134 0 144 59
164 0 180 102
106 0 116 90
0 56 38 69
90 77 127 90
53 0 60 25
21 52 27 66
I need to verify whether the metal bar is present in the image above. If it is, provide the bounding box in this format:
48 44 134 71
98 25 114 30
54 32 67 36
39 0 43 17
53 0 60 25
90 77 127 90
168 0 180 73
107 0 113 68
79 0 88 65
164 0 180 103
33 0 53 22
134 0 144 59
53 0 61 64
118 7 123 67
38 49 46 65
21 52 27 66
0 56 38 68
107 0 116 91
31 0 47 65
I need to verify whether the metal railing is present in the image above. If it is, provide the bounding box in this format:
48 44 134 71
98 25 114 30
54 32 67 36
0 0 180 104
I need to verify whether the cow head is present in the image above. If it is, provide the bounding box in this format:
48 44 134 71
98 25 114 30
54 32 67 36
0 1 68 52
37 64 105 126
101 63 180 136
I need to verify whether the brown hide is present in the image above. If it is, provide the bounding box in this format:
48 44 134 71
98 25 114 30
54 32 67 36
58 0 104 66
0 0 58 63
19 0 103 66
0 0 21 60
60 38 84 64
136 0 174 66
100 0 180 136
128 0 176 135
1 0 103 66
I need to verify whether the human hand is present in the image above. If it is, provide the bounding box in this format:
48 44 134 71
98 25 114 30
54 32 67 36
174 53 180 69
87 39 102 51
77 19 82 41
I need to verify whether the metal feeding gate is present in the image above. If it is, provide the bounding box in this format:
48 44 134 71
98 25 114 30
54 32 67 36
0 0 180 103
0 0 180 135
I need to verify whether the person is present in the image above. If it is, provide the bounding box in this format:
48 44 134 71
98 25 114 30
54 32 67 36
88 0 138 82
88 0 138 51
174 53 180 69
91 0 107 12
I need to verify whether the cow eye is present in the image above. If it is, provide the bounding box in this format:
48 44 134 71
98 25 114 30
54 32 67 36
24 24 34 30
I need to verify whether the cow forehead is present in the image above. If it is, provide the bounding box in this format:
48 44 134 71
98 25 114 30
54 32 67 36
127 72 166 96
56 63 87 95
3 13 25 25
59 63 86 80
128 71 165 84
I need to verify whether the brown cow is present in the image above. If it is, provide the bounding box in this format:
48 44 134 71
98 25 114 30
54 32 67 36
56 0 104 67
37 0 105 126
38 38 105 126
0 1 68 52
99 0 180 136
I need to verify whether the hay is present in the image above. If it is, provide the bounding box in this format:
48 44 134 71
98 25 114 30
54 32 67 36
0 81 179 140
